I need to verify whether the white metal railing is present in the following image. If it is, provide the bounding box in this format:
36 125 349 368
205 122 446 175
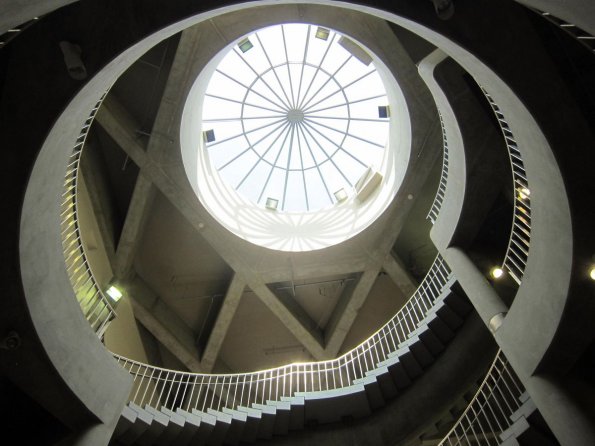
438 350 526 445
481 88 531 286
0 17 40 49
428 111 449 224
114 255 453 413
531 8 595 53
61 92 116 339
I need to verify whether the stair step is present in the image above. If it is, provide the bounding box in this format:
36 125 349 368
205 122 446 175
129 403 167 446
190 409 217 445
280 396 305 430
379 354 413 389
220 407 247 446
265 399 291 435
296 383 371 424
426 313 455 343
172 408 204 446
236 405 262 442
118 404 150 445
353 374 385 410
250 404 275 439
366 366 399 399
145 405 183 445
162 408 194 445
114 404 138 439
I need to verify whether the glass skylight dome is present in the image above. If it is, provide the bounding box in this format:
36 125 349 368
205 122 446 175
201 24 390 213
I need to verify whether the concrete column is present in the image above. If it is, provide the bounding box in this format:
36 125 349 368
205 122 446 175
442 247 508 332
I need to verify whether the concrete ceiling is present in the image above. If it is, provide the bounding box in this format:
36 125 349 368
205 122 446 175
81 5 441 374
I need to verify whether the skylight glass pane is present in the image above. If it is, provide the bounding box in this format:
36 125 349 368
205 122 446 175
201 23 390 213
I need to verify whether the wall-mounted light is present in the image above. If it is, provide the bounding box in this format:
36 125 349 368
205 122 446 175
490 267 504 280
106 286 123 302
590 266 595 281
203 129 215 143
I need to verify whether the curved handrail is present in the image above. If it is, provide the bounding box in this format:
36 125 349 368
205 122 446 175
427 110 449 224
61 92 116 339
113 255 453 413
438 350 526 445
481 88 531 286
530 8 595 53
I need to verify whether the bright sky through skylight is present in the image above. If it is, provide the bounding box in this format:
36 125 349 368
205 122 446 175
202 24 390 212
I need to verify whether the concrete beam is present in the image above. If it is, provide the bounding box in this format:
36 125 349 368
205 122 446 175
324 269 380 357
79 143 117 268
382 252 418 298
113 173 155 279
249 282 328 361
200 274 245 372
120 275 202 373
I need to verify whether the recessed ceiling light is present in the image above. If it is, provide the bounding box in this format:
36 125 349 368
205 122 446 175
106 286 123 301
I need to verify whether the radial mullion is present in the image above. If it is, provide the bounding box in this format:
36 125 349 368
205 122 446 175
254 33 293 109
257 125 293 203
236 121 291 189
296 124 333 205
300 55 352 112
281 26 297 108
303 69 376 113
302 120 368 170
304 117 385 148
233 48 291 112
207 116 285 148
295 25 311 110
297 32 337 110
206 93 285 115
306 115 388 123
281 124 297 210
306 93 387 115
216 68 288 112
295 126 310 211
203 115 283 123
300 121 354 187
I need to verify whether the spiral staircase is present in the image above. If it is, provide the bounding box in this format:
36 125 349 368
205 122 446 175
1 1 594 445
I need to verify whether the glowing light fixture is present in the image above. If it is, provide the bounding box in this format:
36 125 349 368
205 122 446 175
517 187 531 200
590 266 595 281
490 267 504 280
106 286 123 301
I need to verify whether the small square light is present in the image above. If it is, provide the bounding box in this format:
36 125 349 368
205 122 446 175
238 38 253 53
106 286 123 302
203 129 215 143
334 188 348 202
315 27 330 41
265 197 279 210
378 105 390 119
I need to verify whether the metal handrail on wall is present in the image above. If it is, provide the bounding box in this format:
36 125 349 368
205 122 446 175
481 88 531 286
61 92 116 339
113 255 453 413
427 111 449 224
438 350 526 445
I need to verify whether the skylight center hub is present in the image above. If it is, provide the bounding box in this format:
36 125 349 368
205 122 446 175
287 109 305 124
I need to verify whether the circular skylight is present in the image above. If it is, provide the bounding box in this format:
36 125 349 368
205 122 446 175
202 24 390 213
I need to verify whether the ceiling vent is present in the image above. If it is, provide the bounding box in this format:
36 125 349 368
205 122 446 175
354 167 383 203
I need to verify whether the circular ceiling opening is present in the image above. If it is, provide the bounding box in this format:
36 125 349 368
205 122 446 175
181 22 411 252
201 23 390 213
